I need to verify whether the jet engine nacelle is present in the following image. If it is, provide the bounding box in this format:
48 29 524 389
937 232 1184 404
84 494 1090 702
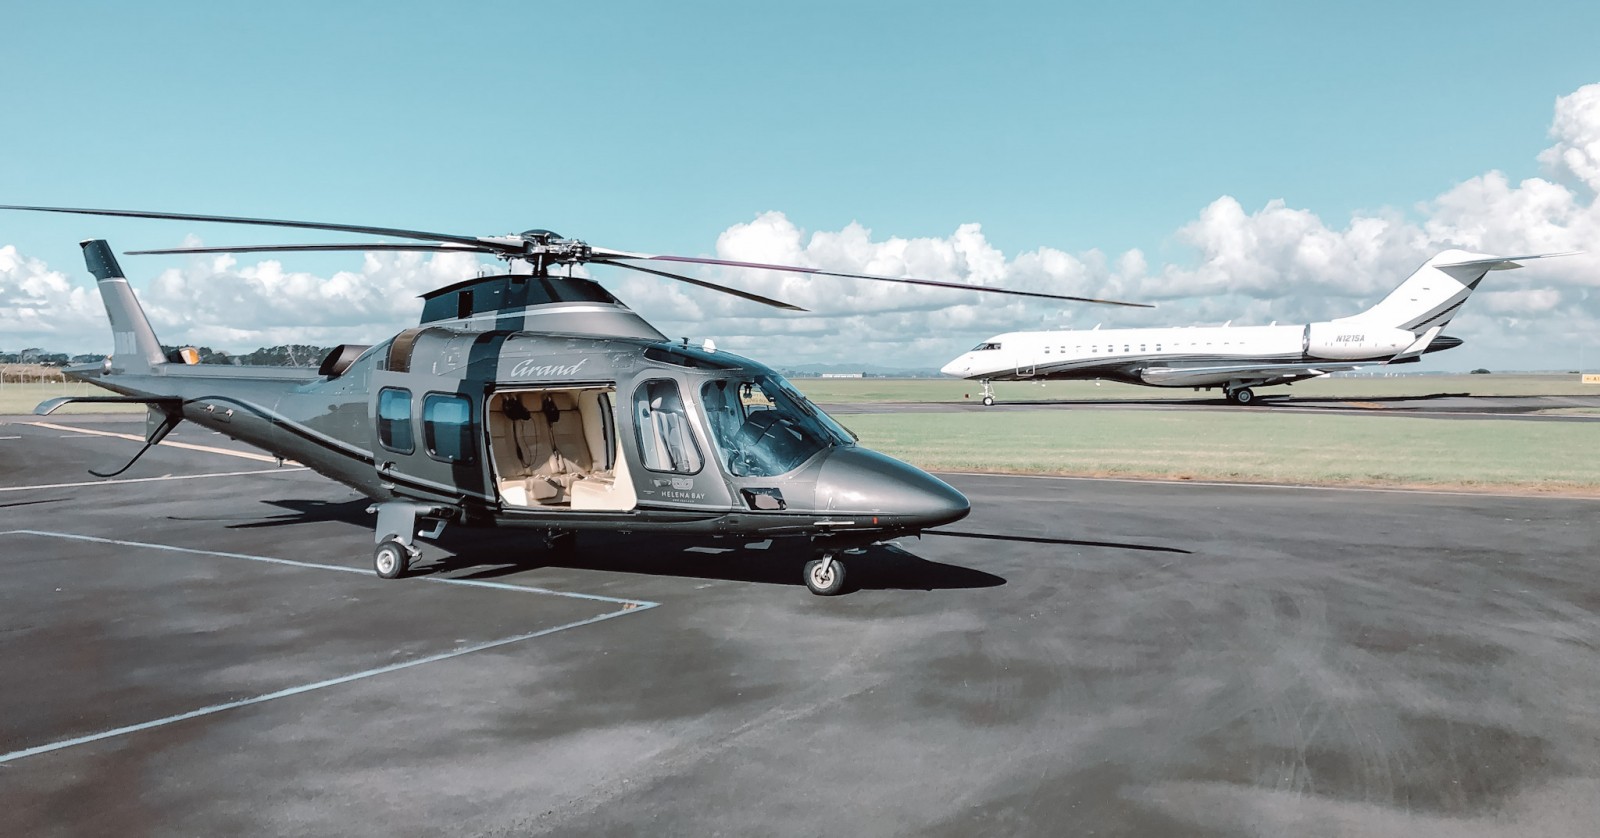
1304 322 1415 360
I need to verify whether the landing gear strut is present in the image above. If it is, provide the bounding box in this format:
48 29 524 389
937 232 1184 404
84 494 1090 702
980 379 995 407
367 501 448 579
804 550 847 596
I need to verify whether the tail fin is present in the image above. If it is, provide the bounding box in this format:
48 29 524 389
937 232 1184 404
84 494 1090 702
1342 249 1579 335
82 239 166 373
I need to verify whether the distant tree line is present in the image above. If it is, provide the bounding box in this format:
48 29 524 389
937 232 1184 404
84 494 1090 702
0 349 106 365
1 345 331 368
157 344 332 367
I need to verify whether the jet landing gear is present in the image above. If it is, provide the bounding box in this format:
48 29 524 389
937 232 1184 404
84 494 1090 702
367 501 449 579
1224 386 1256 406
979 379 995 407
804 550 848 596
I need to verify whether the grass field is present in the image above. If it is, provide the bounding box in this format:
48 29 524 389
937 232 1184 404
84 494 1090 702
792 373 1597 404
838 410 1599 495
0 382 142 415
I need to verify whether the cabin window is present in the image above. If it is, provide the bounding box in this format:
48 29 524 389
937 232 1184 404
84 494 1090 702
634 379 703 474
1156 344 1162 351
377 387 414 454
1044 347 1050 354
1123 345 1130 352
423 393 475 464
1140 344 1146 352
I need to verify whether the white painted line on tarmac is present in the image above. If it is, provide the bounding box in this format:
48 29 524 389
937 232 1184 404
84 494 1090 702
0 608 648 766
0 468 309 494
0 530 658 766
937 470 1600 501
26 421 291 464
0 435 20 440
0 530 655 606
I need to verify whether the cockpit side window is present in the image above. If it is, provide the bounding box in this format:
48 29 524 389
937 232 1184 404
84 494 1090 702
971 342 1002 351
633 379 703 474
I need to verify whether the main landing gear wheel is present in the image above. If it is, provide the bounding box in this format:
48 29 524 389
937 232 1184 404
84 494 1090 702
1228 387 1256 406
374 538 413 579
804 554 847 596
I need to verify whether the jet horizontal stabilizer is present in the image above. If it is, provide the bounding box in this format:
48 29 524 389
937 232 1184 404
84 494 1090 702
1432 251 1584 271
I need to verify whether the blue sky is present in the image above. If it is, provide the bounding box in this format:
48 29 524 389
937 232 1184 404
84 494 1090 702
3 1 1599 371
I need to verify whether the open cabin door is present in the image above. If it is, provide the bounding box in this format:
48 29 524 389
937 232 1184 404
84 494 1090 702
485 385 637 512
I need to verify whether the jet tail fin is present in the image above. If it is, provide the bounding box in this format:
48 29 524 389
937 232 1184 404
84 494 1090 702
1343 249 1581 335
83 239 166 374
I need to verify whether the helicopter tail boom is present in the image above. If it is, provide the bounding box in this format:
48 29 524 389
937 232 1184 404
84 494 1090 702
81 239 167 374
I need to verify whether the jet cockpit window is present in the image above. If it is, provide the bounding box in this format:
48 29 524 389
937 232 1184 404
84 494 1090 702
971 342 1002 351
633 379 703 474
702 374 854 478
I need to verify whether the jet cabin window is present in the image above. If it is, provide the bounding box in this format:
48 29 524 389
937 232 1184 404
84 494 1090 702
702 375 854 478
634 379 703 474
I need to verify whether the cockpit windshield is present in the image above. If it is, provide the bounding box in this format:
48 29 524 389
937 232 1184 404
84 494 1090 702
971 342 1002 351
701 375 855 477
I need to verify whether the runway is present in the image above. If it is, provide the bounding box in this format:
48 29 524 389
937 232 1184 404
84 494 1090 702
823 392 1600 421
2 416 1599 835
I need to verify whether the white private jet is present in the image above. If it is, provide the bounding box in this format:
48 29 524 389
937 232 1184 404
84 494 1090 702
941 249 1577 405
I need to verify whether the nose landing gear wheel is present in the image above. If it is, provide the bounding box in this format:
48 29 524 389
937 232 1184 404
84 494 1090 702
979 379 995 407
374 538 413 579
804 555 847 596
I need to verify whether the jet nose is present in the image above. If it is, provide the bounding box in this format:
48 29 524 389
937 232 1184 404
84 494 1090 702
816 447 970 528
940 355 970 377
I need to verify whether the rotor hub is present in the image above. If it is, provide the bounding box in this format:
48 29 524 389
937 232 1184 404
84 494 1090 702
511 229 591 265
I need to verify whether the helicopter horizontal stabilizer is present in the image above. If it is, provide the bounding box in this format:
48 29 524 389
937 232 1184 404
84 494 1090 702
31 397 185 478
33 395 182 416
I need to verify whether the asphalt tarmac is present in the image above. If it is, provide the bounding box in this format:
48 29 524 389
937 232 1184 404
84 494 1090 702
824 392 1600 421
2 415 1598 836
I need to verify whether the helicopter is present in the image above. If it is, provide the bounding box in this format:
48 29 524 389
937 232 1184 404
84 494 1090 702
2 204 1147 595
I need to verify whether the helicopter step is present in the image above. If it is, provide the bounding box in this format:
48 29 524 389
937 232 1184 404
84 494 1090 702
368 501 450 578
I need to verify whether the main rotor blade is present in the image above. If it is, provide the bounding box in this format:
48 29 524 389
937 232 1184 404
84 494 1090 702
595 250 1152 308
0 204 494 249
127 242 496 256
603 261 807 311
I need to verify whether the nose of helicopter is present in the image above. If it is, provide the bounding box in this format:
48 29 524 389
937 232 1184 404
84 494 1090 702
815 447 970 528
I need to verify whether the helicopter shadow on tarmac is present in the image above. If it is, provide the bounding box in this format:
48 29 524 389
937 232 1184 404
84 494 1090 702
925 529 1190 555
225 498 1006 594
